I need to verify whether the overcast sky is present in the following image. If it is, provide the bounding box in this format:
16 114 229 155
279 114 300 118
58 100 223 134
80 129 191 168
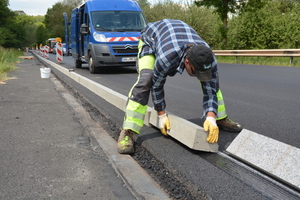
8 0 186 16
9 0 61 16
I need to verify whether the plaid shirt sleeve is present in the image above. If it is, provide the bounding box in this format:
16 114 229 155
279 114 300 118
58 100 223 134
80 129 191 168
200 57 219 117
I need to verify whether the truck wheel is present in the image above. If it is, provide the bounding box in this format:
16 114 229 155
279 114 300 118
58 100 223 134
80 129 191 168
88 52 98 74
75 59 82 68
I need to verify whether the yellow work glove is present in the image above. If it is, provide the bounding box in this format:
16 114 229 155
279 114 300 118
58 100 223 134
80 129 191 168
203 116 219 143
158 113 170 136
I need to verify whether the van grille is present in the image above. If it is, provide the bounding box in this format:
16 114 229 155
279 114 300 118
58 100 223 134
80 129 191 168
112 45 138 54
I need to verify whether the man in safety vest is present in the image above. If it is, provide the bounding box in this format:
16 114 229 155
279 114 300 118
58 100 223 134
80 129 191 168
117 19 242 154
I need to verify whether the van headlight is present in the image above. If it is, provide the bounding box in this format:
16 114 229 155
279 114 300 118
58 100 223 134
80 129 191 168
93 32 106 42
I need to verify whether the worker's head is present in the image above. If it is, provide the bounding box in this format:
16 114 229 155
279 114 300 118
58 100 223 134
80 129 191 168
185 45 214 82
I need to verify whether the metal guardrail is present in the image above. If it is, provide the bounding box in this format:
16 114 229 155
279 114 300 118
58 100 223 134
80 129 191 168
213 49 300 64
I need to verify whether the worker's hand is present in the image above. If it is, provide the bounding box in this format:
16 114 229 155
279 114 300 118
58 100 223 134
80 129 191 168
203 116 219 143
158 113 170 136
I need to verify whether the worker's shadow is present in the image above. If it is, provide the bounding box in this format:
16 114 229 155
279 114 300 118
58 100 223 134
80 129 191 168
85 66 137 74
134 117 203 154
135 126 207 156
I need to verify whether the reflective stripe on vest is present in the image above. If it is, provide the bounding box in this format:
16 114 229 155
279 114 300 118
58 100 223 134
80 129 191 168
216 89 227 120
123 100 148 134
123 121 143 134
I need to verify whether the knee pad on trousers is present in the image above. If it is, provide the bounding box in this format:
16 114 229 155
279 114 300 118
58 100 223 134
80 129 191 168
130 69 153 106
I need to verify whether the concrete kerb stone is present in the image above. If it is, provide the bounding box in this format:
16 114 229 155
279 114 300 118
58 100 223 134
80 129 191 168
226 129 300 190
149 108 218 152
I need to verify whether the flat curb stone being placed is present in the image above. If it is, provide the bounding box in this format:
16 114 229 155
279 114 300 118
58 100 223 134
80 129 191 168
226 129 300 190
149 108 218 152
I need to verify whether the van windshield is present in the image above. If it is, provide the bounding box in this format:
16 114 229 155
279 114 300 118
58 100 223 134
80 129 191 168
91 11 146 32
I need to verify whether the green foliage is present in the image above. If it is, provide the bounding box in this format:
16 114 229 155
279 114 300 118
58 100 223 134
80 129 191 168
194 0 270 47
0 0 25 48
0 46 22 83
0 19 25 48
138 0 300 51
136 0 151 8
194 0 269 19
183 5 222 49
139 0 222 49
2 0 299 52
62 0 83 7
0 0 13 27
35 25 48 46
216 56 300 67
227 0 300 49
43 2 74 42
15 15 45 47
44 3 65 40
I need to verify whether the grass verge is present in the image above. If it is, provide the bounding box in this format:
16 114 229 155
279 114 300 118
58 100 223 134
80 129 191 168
216 56 300 67
0 46 23 84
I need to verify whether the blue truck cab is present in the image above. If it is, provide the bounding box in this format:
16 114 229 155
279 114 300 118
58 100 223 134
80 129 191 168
68 0 147 73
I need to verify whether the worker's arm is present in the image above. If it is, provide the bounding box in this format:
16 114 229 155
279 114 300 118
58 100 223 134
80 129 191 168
151 58 171 135
200 60 219 143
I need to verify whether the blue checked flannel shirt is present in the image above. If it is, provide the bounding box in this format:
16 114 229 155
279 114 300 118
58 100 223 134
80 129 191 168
139 19 218 117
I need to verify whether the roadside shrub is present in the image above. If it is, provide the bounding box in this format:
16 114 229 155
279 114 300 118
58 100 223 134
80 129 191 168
227 1 300 49
0 46 22 83
140 0 222 49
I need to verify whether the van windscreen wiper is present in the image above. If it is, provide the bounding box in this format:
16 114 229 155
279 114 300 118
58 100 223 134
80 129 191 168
117 28 140 32
95 27 112 31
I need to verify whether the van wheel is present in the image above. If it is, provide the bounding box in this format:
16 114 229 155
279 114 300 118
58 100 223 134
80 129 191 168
75 59 82 68
88 52 98 74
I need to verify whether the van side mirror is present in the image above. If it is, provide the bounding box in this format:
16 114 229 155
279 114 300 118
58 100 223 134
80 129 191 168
80 24 89 35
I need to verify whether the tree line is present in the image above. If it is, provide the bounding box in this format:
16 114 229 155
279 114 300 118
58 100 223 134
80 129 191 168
1 0 300 50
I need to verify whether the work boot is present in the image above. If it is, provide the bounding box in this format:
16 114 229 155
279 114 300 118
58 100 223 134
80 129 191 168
117 129 135 154
216 117 242 132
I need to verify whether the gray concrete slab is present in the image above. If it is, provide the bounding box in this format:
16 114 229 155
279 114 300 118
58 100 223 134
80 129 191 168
149 108 218 152
226 129 300 190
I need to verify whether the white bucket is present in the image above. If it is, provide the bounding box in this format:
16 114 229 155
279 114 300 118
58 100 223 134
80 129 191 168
40 68 51 78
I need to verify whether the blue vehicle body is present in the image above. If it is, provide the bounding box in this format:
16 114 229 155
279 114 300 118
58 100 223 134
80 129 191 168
66 0 147 73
